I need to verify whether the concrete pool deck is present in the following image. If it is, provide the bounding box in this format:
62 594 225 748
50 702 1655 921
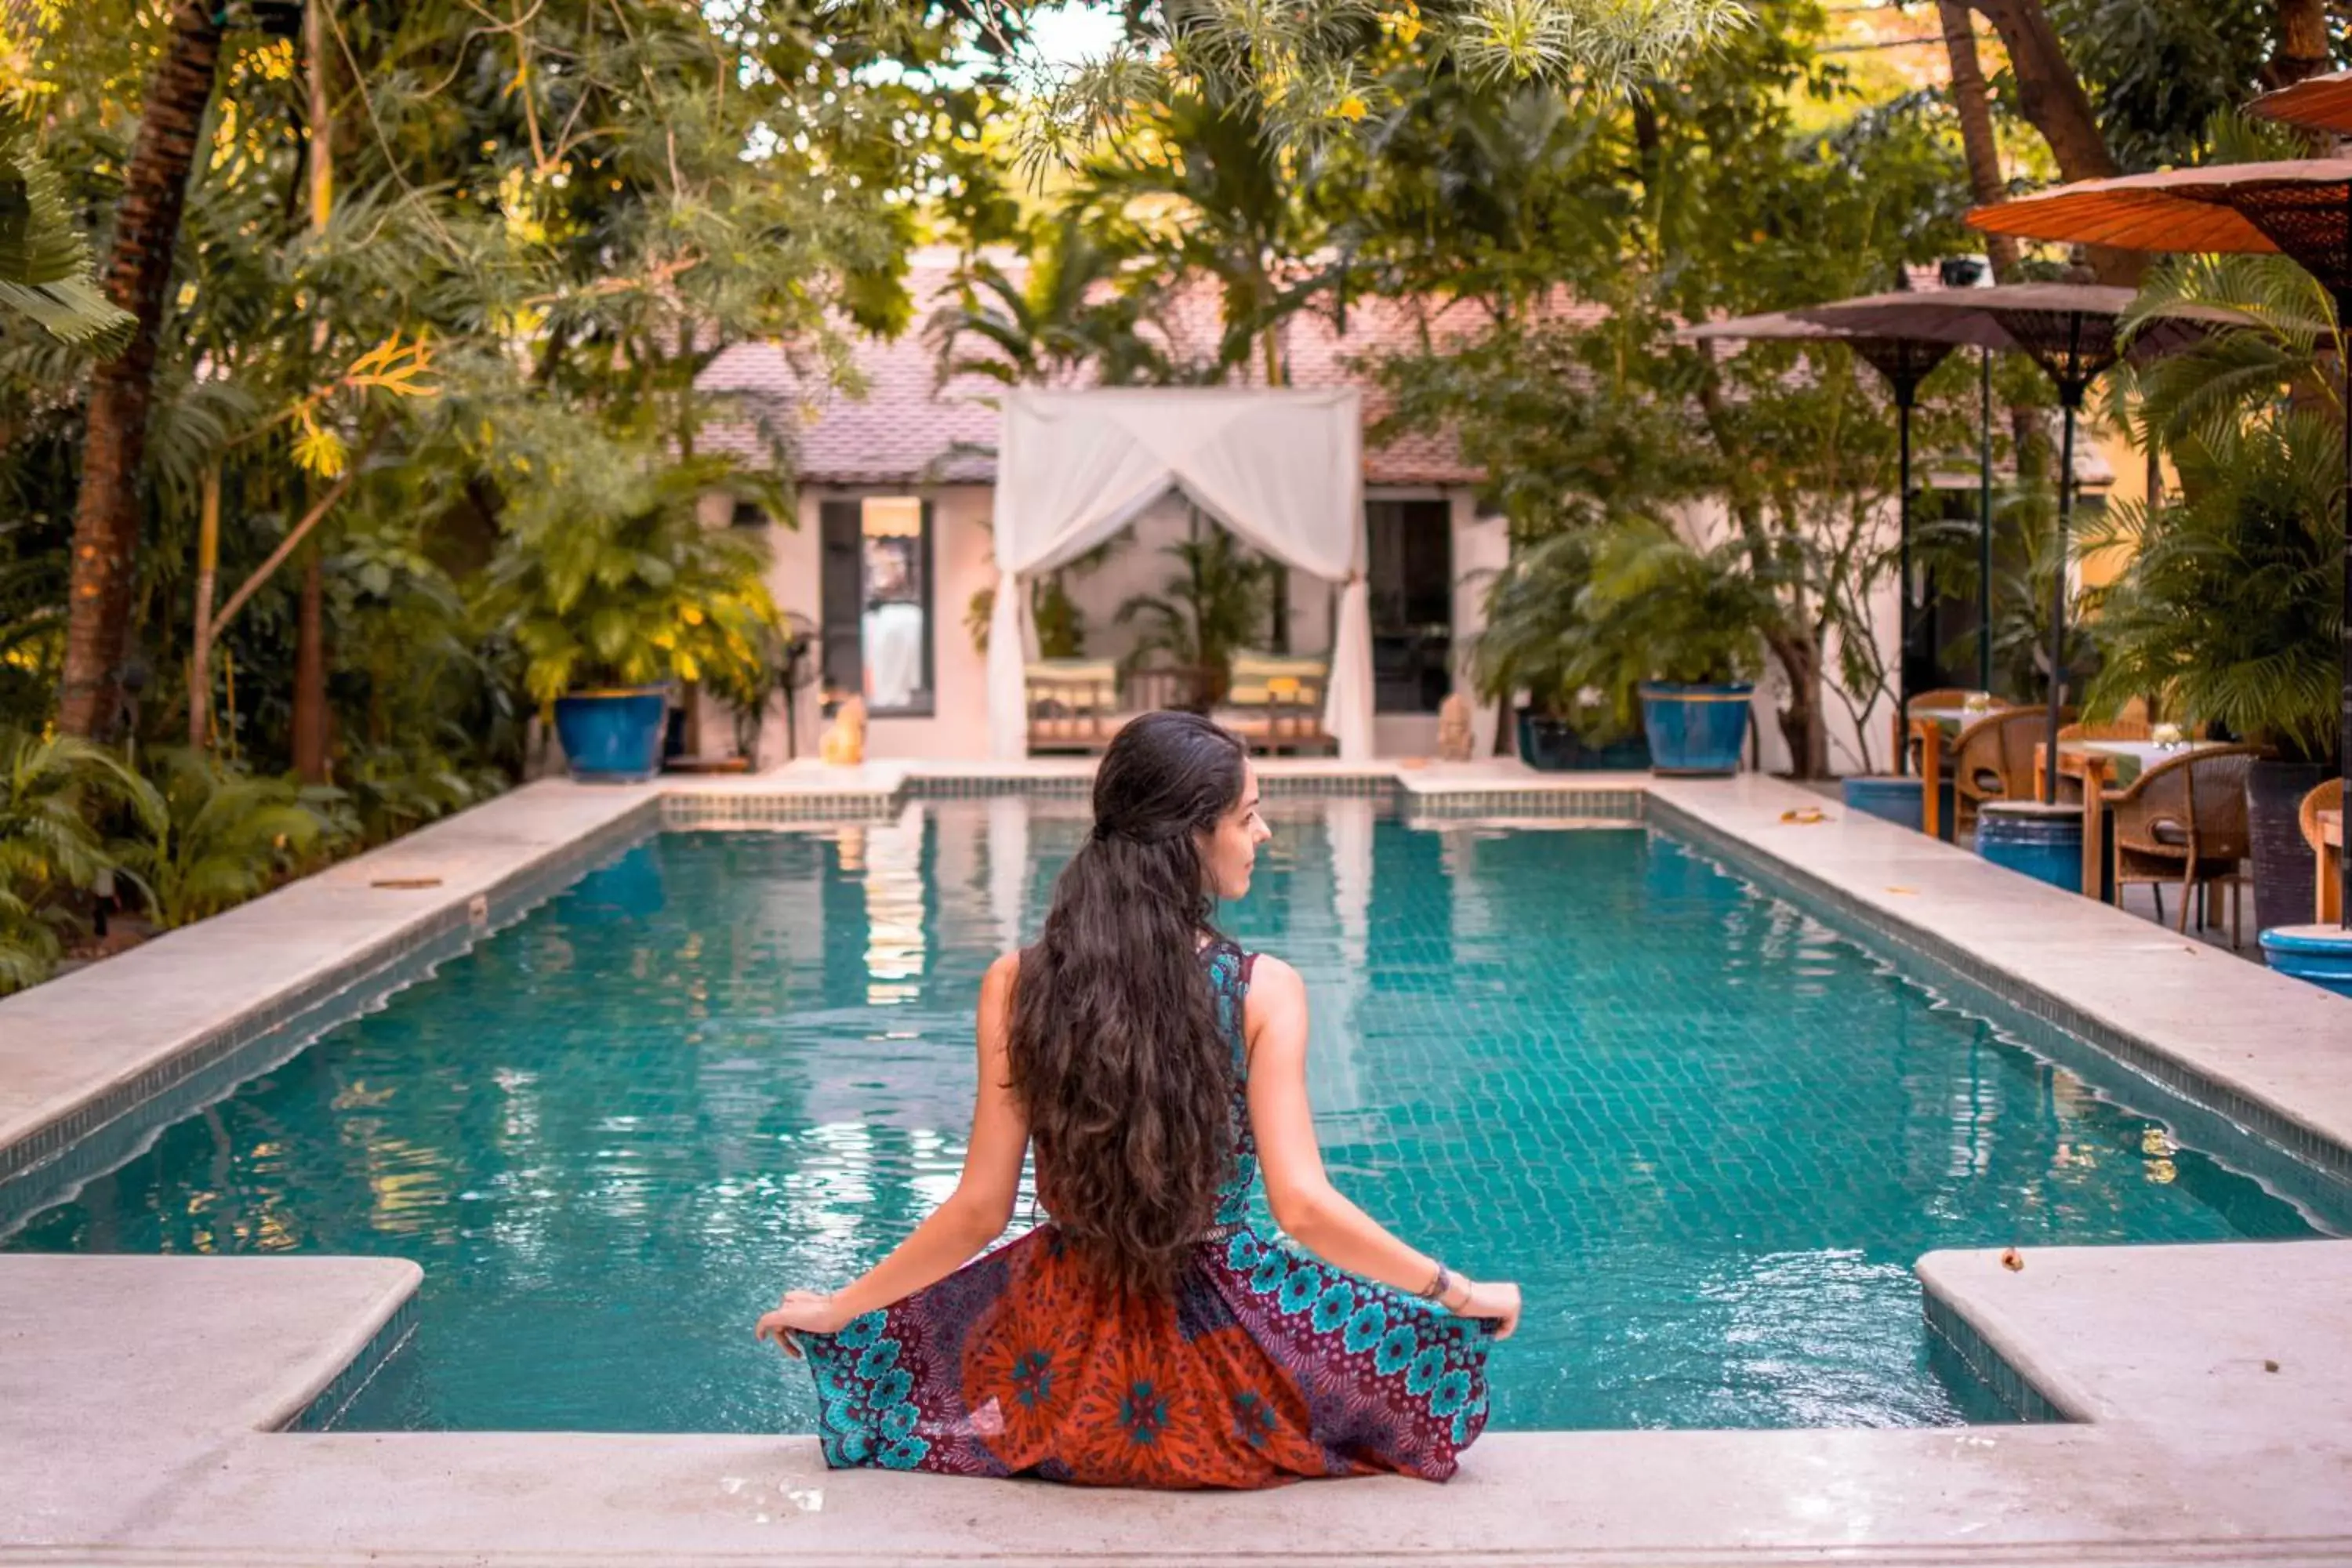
2 761 2349 1563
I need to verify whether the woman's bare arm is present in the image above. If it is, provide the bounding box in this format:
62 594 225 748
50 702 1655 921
1243 956 1519 1334
757 953 1030 1345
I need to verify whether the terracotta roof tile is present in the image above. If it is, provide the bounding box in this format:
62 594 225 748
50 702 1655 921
696 253 1595 489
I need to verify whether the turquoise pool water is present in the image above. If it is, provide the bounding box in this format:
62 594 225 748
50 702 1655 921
6 800 2335 1433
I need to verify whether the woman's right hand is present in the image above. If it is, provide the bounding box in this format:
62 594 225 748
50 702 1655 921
1449 1279 1522 1340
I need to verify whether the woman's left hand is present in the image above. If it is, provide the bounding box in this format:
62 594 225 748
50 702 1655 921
755 1290 850 1358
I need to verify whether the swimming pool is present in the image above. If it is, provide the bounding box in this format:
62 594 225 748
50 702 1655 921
6 797 2338 1433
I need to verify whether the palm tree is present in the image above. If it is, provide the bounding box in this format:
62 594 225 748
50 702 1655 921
1116 527 1277 705
927 211 1174 389
56 0 239 740
1091 94 1331 384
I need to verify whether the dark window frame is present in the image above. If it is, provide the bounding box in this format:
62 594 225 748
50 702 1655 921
817 494 938 717
1363 497 1454 715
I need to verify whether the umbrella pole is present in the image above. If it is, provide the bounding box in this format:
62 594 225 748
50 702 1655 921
2043 395 2078 808
2340 288 2350 930
1898 392 1915 775
1979 347 1994 693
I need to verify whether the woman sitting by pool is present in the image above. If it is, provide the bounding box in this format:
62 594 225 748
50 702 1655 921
754 711 1520 1487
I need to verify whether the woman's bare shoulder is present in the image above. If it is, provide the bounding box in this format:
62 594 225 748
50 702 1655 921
1243 953 1305 1006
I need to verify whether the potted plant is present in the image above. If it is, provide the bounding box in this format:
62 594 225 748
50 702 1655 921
491 456 782 783
1468 528 1650 771
1565 518 1773 776
2082 412 2341 935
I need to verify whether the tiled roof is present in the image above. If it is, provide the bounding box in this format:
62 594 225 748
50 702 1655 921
695 251 1598 488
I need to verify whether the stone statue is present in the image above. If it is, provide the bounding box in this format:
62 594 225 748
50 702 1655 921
1436 692 1475 763
819 696 868 766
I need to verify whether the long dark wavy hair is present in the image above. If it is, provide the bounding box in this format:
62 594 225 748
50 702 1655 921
1009 710 1248 1298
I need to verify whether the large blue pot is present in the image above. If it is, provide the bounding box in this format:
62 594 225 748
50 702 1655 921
553 688 668 782
2257 926 2352 1000
1843 775 1923 831
1973 800 2082 893
1842 775 1958 837
1638 683 1752 776
1516 710 1651 771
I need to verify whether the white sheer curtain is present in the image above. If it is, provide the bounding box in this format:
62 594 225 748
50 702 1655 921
989 388 1372 760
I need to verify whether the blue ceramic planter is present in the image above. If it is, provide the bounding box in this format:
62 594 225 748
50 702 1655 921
2257 926 2352 1000
1638 683 1752 776
1973 800 2082 892
553 689 668 782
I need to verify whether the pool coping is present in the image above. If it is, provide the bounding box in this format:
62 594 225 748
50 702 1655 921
3 760 2350 1562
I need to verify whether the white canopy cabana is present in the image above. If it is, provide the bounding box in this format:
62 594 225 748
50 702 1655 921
988 387 1374 760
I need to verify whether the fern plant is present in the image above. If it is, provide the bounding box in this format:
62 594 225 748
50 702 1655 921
487 444 782 710
0 728 154 993
115 749 341 931
1559 517 1775 731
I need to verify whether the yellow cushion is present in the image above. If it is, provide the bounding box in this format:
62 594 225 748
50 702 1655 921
1025 659 1120 717
1225 652 1327 707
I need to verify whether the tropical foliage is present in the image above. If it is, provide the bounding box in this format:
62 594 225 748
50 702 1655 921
2083 412 2342 764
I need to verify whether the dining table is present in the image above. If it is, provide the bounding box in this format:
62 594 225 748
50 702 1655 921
2033 738 2238 899
2319 808 2343 924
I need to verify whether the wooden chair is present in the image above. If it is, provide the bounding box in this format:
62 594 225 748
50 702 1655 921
1025 659 1127 755
2302 776 2343 924
1212 651 1336 757
2106 745 2261 946
1949 709 2063 840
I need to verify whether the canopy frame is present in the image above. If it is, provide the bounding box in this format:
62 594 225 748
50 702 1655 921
987 387 1376 761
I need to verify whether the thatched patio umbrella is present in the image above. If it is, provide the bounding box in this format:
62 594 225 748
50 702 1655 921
1679 310 1957 771
2252 71 2352 136
1970 162 2352 951
1788 284 2220 808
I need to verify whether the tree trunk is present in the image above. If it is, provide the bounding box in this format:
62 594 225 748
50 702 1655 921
292 541 329 781
290 0 333 782
58 2 224 739
1767 631 1828 779
1939 2 2022 281
1967 0 2141 286
187 461 220 746
2267 0 2331 88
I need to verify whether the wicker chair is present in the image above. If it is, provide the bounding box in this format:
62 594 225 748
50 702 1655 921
2106 746 2260 945
1898 688 1998 770
2303 777 2343 924
1949 709 2063 840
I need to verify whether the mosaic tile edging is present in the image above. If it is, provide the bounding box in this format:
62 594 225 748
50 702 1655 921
285 1294 420 1432
662 790 903 824
0 801 662 1239
1403 787 1645 824
1918 1290 2070 1425
1650 799 2352 1207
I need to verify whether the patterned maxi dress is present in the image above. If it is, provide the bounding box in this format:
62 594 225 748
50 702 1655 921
789 940 1497 1487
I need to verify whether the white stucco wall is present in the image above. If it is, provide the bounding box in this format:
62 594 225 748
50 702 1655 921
706 483 1493 762
693 481 1900 775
